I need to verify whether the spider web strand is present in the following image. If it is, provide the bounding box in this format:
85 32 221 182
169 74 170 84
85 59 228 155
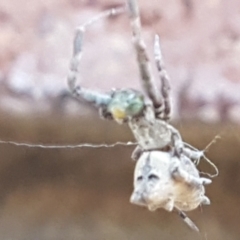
81 6 125 30
0 140 137 149
183 138 219 178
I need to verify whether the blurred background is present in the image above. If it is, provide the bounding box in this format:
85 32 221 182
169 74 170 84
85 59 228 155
0 0 240 239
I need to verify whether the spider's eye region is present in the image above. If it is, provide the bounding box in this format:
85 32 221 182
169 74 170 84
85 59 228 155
148 174 159 181
107 90 145 120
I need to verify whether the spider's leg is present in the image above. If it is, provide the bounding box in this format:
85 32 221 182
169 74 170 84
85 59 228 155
127 0 161 109
170 126 184 157
131 145 143 161
68 22 110 106
67 7 125 107
182 147 203 165
170 159 212 187
154 35 171 121
200 196 211 205
170 126 201 164
175 208 199 232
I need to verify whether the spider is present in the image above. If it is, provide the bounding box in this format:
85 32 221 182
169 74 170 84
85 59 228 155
66 0 218 232
130 150 212 232
67 0 209 167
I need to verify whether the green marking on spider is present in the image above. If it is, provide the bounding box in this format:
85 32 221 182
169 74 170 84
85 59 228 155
107 89 145 121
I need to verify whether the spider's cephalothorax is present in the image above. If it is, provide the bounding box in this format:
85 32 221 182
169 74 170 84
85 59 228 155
105 89 145 123
130 150 211 231
101 89 187 159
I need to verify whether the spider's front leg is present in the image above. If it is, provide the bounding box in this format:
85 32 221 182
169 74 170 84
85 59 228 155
67 7 124 112
68 27 111 107
127 0 172 121
154 35 171 121
127 0 162 111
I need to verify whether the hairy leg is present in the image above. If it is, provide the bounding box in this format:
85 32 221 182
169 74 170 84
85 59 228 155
127 0 161 109
154 35 171 121
170 160 212 187
201 196 211 205
131 145 143 161
170 126 184 157
175 208 199 232
170 126 205 164
67 7 124 107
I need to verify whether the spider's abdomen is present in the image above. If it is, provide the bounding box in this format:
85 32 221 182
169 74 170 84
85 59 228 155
173 182 205 211
173 177 210 212
131 151 210 213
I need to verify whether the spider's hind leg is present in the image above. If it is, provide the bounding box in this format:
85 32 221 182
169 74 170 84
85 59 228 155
176 208 199 232
154 35 171 121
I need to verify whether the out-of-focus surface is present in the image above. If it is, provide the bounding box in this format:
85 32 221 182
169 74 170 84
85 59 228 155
0 0 240 122
0 0 240 239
